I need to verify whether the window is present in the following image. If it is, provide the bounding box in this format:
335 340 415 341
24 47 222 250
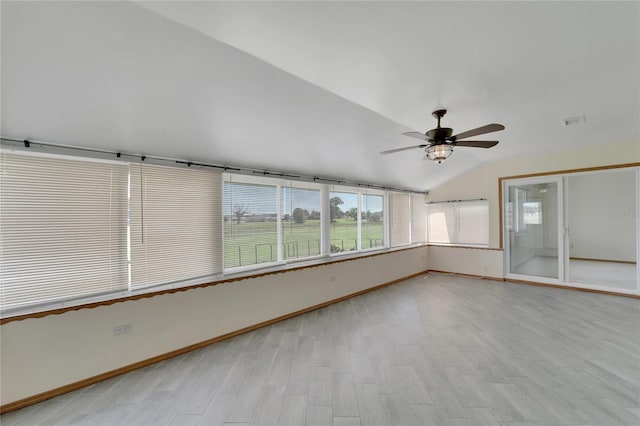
329 190 359 252
523 202 542 225
0 153 129 310
361 192 384 249
224 177 278 269
389 192 411 246
427 200 489 246
282 185 322 259
328 187 386 254
129 164 223 289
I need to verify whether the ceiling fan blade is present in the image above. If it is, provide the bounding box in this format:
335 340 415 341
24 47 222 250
380 144 428 155
452 123 505 140
454 140 499 148
402 131 429 141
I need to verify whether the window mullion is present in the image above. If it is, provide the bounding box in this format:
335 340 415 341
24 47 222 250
276 185 283 262
357 193 362 251
321 184 330 255
384 192 390 248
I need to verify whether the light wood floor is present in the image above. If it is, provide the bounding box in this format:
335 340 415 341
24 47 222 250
513 257 637 290
3 273 640 426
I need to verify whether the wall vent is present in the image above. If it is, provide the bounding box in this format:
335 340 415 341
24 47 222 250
562 115 586 126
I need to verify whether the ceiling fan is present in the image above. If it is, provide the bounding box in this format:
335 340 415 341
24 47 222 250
381 109 505 163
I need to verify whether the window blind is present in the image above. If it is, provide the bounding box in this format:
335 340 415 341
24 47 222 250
389 192 411 246
0 153 128 310
458 200 489 245
427 200 489 245
411 194 426 243
129 164 222 289
223 177 278 268
427 203 456 243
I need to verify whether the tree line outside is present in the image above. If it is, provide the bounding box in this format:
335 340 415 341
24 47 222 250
224 195 383 268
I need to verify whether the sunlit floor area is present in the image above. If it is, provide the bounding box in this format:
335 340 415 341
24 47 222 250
513 256 637 290
570 259 637 290
2 273 639 426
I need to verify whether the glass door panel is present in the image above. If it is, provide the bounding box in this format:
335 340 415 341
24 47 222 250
566 170 637 290
506 179 561 279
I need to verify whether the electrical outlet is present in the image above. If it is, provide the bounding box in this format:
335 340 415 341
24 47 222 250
329 276 336 282
113 323 132 336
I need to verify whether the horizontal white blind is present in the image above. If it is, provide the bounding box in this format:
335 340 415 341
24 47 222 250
130 164 222 289
427 203 456 243
458 201 489 245
224 177 278 268
390 192 410 246
411 194 426 243
0 153 128 310
427 200 489 245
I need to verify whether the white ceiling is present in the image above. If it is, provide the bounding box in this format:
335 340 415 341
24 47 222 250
2 1 639 191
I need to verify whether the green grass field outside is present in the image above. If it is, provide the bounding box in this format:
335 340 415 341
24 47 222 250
224 218 383 268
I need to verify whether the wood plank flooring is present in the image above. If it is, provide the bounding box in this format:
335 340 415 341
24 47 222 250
2 273 639 425
514 257 637 290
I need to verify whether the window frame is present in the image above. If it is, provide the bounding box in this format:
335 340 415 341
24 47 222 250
328 185 387 257
223 174 329 273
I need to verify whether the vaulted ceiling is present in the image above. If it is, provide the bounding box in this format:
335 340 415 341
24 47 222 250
2 1 638 191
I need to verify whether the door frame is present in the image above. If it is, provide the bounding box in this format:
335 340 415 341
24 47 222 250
502 167 640 294
502 175 565 284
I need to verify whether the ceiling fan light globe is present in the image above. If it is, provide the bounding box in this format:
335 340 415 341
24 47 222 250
426 144 453 163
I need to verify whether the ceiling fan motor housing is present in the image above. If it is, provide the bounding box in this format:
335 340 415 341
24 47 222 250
426 127 453 142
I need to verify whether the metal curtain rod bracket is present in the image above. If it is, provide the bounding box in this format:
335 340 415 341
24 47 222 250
427 198 487 204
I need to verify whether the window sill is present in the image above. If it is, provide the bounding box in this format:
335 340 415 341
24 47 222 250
428 243 502 251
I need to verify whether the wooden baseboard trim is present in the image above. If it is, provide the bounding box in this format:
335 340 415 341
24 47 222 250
0 270 428 415
504 278 640 299
569 257 636 265
427 270 504 282
426 270 638 299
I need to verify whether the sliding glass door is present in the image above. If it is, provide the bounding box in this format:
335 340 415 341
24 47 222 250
505 177 563 281
503 167 639 294
566 169 637 290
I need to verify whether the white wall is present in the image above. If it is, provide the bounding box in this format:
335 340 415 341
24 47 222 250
428 246 503 279
0 247 427 407
568 170 636 262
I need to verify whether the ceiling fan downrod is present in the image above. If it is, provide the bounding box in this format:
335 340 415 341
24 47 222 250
432 109 447 128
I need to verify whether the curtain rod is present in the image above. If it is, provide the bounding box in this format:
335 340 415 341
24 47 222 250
427 198 486 204
0 137 427 195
